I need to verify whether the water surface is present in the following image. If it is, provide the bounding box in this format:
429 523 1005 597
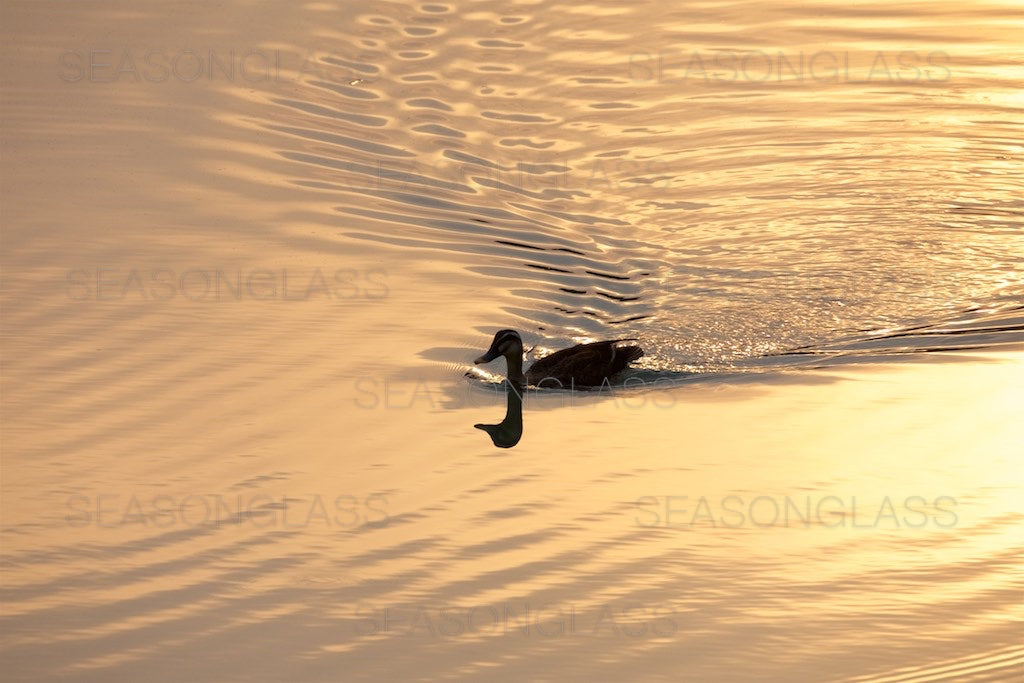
1 1 1022 681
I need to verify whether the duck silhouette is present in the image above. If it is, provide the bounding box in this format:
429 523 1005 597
474 329 643 388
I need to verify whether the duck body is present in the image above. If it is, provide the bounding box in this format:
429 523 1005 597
474 329 643 388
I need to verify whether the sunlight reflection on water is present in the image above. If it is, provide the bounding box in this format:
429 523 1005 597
1 0 1022 681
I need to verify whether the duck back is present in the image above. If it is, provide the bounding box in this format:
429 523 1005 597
525 339 643 387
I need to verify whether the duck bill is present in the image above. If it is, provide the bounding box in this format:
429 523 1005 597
474 349 500 364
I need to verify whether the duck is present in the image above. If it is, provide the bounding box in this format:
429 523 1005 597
474 329 644 388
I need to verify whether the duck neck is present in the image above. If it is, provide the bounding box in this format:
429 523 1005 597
505 350 528 386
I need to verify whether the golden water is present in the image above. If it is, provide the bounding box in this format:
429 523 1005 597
2 1 1022 680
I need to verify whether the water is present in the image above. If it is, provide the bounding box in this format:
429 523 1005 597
1 1 1022 681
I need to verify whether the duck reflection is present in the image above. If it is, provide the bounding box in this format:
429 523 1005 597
474 382 523 449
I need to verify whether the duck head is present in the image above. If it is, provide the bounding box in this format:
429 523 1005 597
474 329 527 384
474 329 523 364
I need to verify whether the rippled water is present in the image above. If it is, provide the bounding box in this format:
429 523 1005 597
2 1 1022 681
254 0 1024 372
